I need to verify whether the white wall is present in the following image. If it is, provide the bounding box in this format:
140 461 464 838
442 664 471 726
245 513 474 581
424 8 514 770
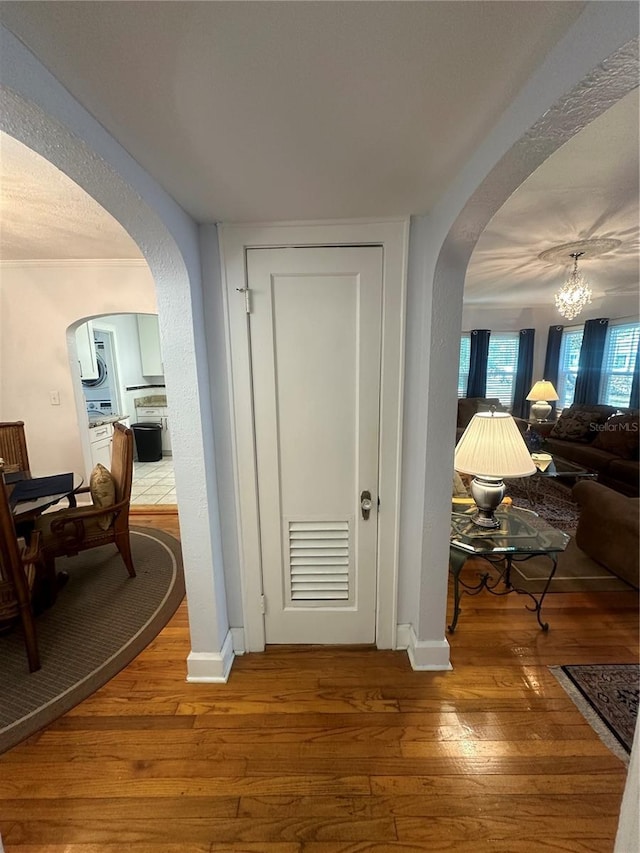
1 22 232 681
0 261 156 476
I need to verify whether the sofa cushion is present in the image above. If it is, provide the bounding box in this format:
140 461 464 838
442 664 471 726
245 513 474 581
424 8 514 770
592 414 639 460
543 438 613 472
606 458 640 490
573 480 639 589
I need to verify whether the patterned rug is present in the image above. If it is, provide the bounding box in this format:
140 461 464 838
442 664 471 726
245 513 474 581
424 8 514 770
551 664 639 765
505 475 579 531
0 527 184 754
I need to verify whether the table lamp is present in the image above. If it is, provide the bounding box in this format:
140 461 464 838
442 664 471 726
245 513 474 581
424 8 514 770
526 380 559 422
454 410 536 528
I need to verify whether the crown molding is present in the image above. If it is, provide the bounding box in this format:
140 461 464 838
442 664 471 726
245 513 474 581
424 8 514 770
0 258 147 268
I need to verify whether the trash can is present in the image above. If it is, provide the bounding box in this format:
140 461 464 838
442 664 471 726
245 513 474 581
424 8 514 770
132 423 163 462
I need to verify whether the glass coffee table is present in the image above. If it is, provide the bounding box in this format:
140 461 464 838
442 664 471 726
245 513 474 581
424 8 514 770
449 505 570 633
516 453 597 508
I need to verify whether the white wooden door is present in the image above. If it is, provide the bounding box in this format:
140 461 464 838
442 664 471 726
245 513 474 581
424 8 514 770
247 246 383 644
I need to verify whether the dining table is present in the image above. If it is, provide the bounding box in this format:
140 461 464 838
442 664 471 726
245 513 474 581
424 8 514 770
8 471 84 520
6 471 85 608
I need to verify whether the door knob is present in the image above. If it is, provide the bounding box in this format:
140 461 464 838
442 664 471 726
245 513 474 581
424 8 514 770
360 490 372 520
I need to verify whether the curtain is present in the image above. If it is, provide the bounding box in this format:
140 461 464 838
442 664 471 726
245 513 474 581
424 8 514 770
630 337 640 410
511 329 535 418
543 325 564 417
466 330 490 398
573 318 609 406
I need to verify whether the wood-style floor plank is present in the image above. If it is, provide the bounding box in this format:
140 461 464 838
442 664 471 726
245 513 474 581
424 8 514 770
0 507 637 852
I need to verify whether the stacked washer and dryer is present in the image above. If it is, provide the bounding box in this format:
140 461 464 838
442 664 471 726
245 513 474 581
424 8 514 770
82 330 119 421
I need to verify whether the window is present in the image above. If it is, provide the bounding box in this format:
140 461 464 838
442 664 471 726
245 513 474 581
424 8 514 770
458 334 470 397
599 322 640 408
557 327 584 409
486 333 519 408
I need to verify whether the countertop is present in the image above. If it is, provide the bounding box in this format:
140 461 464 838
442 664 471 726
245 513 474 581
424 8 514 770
88 415 129 429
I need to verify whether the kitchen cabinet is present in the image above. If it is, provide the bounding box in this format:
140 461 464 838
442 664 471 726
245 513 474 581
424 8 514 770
137 314 163 376
136 407 171 455
89 423 113 469
76 320 98 380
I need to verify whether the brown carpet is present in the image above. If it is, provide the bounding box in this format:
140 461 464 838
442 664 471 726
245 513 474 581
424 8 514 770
509 536 633 593
0 526 184 754
551 664 639 765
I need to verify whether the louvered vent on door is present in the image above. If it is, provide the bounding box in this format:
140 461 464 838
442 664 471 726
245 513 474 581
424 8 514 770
288 521 349 601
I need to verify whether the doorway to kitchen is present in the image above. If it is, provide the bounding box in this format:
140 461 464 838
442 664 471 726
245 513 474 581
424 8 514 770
71 312 176 506
131 457 175 505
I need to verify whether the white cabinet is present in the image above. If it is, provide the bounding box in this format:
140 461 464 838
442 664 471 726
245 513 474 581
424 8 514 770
137 314 164 376
161 415 171 454
76 320 98 380
89 423 113 469
136 407 171 456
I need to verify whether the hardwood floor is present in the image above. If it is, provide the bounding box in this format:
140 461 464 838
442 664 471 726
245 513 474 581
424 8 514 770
1 508 637 852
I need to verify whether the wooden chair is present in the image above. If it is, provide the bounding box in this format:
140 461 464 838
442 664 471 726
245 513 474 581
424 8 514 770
36 423 136 580
0 482 41 672
0 421 31 475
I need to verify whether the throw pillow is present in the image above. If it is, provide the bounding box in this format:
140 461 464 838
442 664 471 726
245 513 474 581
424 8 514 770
550 409 607 443
89 463 116 531
592 414 640 460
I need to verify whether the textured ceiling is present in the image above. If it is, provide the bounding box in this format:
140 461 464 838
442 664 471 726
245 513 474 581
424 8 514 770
0 1 636 308
0 132 142 260
0 0 583 222
465 88 639 305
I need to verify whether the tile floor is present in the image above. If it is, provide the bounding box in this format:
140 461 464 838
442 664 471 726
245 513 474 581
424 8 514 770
131 457 176 505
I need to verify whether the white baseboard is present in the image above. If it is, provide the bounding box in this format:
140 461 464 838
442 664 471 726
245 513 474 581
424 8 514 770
395 623 412 649
230 627 246 655
406 626 452 671
186 630 235 682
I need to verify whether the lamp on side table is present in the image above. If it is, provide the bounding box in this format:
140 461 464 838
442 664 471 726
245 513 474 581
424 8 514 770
454 410 536 528
526 380 559 423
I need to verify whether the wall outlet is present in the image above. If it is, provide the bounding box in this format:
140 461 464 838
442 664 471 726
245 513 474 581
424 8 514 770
49 390 60 406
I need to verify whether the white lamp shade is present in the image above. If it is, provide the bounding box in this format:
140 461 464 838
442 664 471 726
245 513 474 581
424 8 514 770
526 380 559 402
454 411 536 478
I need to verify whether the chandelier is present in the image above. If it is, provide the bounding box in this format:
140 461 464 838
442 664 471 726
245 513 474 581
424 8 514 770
554 251 592 321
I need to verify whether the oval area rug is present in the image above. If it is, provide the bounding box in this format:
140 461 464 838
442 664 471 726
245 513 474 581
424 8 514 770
0 526 184 754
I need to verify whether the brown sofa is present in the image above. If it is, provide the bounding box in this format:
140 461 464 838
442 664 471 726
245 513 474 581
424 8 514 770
532 404 639 497
456 397 527 443
573 480 639 589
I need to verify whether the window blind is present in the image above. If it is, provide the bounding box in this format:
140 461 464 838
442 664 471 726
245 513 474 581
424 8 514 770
486 333 519 408
458 334 470 397
599 322 640 408
557 327 584 409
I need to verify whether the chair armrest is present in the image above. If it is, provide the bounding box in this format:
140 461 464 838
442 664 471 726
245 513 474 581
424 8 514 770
48 498 128 535
20 530 41 564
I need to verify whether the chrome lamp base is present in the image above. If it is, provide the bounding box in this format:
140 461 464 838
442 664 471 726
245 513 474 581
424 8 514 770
469 476 506 528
